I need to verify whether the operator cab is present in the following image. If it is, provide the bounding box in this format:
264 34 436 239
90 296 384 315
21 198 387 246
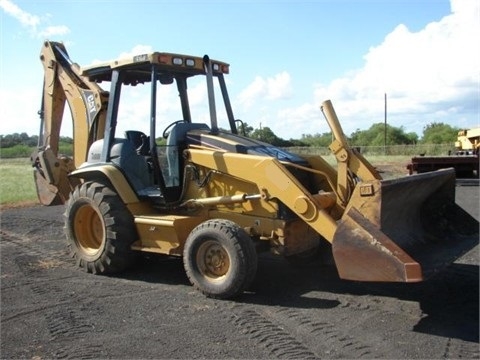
81 52 235 203
81 52 308 204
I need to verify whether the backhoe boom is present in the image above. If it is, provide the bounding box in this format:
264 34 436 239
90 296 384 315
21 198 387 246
32 41 109 205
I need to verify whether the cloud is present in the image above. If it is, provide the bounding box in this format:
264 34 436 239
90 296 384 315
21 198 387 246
237 71 292 108
267 0 480 138
315 0 480 134
118 45 154 60
0 0 69 38
38 25 70 38
0 0 39 27
88 45 155 65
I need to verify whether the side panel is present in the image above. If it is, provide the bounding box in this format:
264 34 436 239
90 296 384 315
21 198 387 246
132 215 206 256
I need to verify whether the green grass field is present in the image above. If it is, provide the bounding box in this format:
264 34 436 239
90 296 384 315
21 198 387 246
0 158 38 206
0 155 411 207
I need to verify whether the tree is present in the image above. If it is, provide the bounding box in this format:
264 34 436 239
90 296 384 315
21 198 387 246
250 126 294 147
251 127 280 144
0 132 38 148
421 122 459 144
236 121 254 137
59 136 73 144
350 123 417 146
0 133 68 148
287 138 309 147
300 132 333 147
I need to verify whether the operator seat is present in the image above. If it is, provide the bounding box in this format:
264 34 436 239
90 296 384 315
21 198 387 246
108 138 153 193
166 122 210 187
125 130 150 156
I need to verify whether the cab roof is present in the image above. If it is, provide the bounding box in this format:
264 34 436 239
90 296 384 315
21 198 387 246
81 52 229 85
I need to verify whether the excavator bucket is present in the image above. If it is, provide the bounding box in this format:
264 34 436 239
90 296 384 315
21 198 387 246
31 149 78 206
332 168 479 282
33 168 64 206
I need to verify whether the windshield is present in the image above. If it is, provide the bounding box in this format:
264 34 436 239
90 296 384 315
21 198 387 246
115 71 231 139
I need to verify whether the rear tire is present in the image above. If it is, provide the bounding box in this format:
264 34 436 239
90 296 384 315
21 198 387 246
183 219 257 299
64 181 137 274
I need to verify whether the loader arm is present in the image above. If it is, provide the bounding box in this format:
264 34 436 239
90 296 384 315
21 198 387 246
32 41 109 205
320 100 382 206
186 149 339 242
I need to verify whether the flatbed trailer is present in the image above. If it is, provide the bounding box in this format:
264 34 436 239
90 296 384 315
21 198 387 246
407 155 479 178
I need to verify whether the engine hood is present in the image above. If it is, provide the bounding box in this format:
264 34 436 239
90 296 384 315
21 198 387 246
185 129 308 165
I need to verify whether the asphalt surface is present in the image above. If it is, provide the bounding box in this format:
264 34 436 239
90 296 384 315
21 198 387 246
1 185 478 359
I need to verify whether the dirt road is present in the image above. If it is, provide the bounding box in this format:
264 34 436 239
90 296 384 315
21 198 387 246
1 185 478 359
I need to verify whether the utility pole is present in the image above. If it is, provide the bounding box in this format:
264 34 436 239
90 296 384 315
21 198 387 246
384 93 387 155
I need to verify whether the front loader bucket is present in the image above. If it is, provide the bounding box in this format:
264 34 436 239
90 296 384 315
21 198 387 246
332 168 478 282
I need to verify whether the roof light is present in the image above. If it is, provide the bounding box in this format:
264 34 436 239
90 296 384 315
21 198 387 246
172 57 183 65
212 63 220 71
186 58 195 67
133 54 148 62
158 54 169 64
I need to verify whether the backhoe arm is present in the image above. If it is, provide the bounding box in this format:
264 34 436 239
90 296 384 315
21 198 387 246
32 41 109 205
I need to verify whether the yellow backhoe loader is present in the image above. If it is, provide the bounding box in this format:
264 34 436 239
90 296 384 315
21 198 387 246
32 41 478 299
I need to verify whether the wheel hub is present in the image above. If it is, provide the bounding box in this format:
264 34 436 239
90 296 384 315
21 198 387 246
74 204 105 256
197 241 230 278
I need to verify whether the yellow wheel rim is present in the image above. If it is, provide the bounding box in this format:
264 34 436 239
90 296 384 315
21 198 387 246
73 204 105 256
196 240 230 280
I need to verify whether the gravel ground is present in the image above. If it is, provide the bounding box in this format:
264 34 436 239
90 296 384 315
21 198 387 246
1 185 478 359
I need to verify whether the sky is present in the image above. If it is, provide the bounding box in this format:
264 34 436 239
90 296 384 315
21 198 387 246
0 0 479 140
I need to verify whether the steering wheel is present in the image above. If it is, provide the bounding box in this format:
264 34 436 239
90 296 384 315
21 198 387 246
162 120 186 139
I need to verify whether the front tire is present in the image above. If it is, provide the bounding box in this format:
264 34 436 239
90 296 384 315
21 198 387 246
64 181 137 274
183 219 257 299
